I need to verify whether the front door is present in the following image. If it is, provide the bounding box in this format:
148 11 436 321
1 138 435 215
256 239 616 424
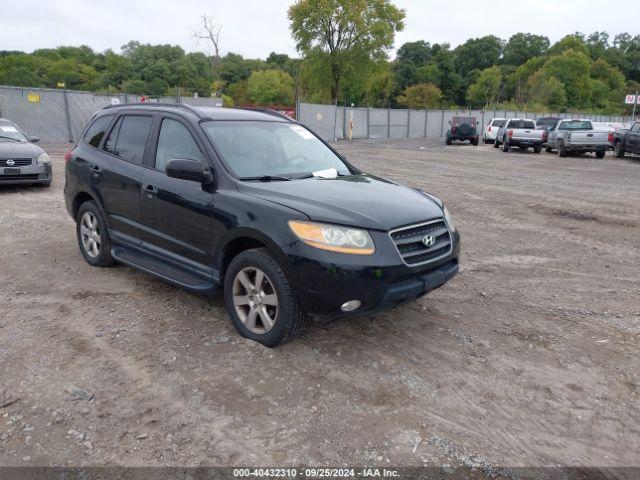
628 122 640 154
139 116 215 267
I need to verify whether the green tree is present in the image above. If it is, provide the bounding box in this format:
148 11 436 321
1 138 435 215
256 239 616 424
527 72 567 111
548 34 589 57
503 33 549 66
247 69 295 106
540 49 591 108
466 66 502 107
454 35 503 80
397 83 442 109
288 0 405 101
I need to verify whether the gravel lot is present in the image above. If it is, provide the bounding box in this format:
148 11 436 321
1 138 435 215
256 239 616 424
1 139 639 469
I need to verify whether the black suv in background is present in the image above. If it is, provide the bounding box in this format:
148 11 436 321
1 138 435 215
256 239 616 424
65 104 460 346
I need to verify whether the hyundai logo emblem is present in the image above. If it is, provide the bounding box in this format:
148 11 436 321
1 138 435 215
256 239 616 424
422 235 435 247
6 159 15 166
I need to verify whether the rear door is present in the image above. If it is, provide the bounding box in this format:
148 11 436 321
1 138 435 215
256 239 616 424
97 113 154 243
139 115 215 267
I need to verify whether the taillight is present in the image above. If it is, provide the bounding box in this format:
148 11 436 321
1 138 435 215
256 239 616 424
488 126 492 132
64 151 72 162
608 132 614 143
542 131 548 141
451 127 456 134
508 129 513 138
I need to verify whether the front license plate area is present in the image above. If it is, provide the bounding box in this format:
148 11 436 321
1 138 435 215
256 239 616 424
3 168 20 175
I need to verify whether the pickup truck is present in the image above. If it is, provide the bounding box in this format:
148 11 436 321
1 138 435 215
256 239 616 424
546 119 613 158
494 118 546 153
612 121 640 158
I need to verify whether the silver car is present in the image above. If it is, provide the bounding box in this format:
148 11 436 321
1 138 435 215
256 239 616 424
0 118 52 187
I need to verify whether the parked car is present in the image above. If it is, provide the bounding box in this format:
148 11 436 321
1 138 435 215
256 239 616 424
534 116 561 148
64 104 460 347
494 118 546 153
0 118 51 187
446 116 479 145
483 118 506 143
546 119 613 158
612 121 640 158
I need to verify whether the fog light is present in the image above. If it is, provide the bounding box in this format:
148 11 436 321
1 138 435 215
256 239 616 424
341 300 362 312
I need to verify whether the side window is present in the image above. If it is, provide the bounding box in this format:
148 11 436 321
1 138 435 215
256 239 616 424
83 116 112 148
631 123 640 134
155 118 203 171
103 115 153 164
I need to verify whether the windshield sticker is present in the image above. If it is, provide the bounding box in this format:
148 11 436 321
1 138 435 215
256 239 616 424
0 126 18 133
290 125 314 140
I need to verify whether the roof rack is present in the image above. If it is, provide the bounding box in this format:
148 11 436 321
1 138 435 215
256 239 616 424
102 102 205 119
235 107 294 122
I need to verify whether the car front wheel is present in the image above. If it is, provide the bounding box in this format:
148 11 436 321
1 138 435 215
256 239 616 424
614 142 625 158
224 248 306 347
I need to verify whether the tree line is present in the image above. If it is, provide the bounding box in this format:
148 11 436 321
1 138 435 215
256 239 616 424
0 0 639 115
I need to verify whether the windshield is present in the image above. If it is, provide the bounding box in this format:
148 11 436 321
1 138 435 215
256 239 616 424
535 118 560 127
202 121 351 179
507 120 535 129
0 120 28 142
558 120 592 130
490 119 505 127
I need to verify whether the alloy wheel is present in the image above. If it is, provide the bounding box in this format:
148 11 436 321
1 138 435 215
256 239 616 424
232 267 278 334
80 211 101 258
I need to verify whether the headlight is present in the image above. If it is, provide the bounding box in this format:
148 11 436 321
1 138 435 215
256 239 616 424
443 206 456 232
37 153 52 166
288 220 375 255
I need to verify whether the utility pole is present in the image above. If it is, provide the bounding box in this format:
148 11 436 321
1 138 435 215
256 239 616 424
633 90 639 120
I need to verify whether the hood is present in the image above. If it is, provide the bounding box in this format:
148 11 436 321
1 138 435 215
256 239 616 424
0 141 42 159
237 173 444 231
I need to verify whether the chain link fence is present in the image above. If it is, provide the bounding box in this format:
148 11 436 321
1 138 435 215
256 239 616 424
0 85 223 143
298 102 632 141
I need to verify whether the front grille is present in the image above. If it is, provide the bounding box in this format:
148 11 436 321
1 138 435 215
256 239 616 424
390 219 452 266
0 158 32 167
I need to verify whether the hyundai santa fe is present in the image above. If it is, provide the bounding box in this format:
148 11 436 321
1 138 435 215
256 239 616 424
64 104 460 347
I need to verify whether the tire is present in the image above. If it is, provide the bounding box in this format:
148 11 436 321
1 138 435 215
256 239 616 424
545 146 553 153
614 141 625 158
558 140 568 157
446 136 452 146
472 137 479 146
595 150 606 159
76 201 115 267
493 139 500 148
224 248 306 347
502 139 510 152
534 147 542 154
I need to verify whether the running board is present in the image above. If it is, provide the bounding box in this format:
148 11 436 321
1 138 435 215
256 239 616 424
111 245 218 295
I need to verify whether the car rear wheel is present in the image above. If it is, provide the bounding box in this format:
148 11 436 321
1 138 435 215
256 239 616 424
558 140 568 157
595 150 606 159
534 147 542 153
493 139 500 148
545 146 553 153
76 201 115 267
224 248 306 347
446 137 452 145
502 139 510 152
614 141 625 158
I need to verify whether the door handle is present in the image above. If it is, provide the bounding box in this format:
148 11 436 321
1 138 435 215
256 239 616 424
89 164 102 175
143 184 158 195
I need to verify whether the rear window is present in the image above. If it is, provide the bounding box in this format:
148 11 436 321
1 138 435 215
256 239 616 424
104 115 153 164
452 117 476 126
558 120 592 130
83 116 112 148
507 120 535 129
490 119 505 127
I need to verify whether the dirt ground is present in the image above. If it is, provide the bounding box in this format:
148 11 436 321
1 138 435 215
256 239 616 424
1 139 639 470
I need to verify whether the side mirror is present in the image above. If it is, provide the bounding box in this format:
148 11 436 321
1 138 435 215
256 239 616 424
29 136 39 143
166 159 213 184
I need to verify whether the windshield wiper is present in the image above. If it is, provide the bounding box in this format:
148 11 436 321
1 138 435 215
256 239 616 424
239 175 293 182
0 136 21 142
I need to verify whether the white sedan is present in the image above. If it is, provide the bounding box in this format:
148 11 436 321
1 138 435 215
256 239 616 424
483 118 506 143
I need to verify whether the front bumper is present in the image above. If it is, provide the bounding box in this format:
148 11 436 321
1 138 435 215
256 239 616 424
283 229 461 317
0 164 51 185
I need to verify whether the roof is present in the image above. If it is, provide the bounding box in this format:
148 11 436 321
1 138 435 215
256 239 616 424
101 103 291 122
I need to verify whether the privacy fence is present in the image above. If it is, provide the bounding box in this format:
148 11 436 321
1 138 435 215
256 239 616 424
297 102 632 141
0 85 222 143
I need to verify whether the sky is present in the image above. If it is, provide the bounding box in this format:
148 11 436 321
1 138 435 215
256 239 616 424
1 0 638 59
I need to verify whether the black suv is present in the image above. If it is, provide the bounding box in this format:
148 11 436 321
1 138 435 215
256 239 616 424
64 104 460 346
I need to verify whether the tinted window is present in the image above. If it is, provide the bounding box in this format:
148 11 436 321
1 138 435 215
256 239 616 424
558 120 593 130
452 117 476 126
155 119 203 171
83 116 112 148
631 123 640 133
490 119 505 127
507 120 535 129
103 115 153 164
